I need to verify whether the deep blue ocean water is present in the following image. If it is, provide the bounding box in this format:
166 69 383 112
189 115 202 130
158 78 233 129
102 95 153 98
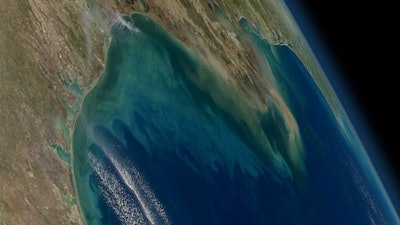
73 14 399 225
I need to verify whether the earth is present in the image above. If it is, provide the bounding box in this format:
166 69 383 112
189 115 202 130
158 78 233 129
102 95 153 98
0 0 398 225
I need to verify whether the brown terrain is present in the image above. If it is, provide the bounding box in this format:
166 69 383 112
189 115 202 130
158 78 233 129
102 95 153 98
0 0 326 224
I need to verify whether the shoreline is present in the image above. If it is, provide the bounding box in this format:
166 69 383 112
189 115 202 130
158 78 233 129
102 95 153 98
69 18 114 225
68 11 168 224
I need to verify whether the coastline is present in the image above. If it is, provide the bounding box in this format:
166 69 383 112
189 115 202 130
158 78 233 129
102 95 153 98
69 19 114 225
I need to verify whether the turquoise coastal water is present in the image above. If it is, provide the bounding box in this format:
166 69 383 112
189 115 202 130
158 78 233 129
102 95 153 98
73 13 399 225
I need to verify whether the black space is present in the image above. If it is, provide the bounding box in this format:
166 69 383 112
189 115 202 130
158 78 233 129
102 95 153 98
288 0 399 189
